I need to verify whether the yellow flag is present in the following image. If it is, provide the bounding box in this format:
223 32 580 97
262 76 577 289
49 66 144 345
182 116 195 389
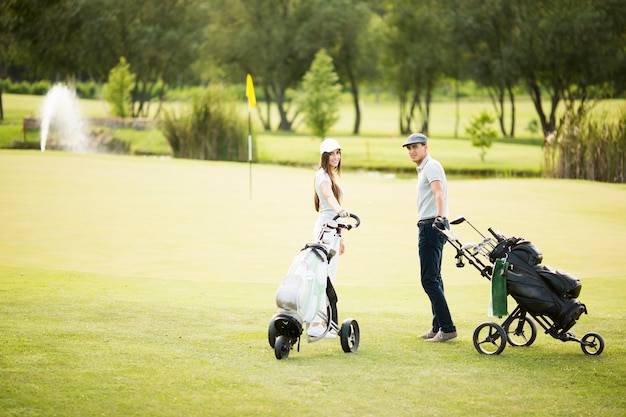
246 74 256 108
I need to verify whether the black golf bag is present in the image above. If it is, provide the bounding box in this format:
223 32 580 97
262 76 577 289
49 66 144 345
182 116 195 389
493 237 585 332
435 216 604 355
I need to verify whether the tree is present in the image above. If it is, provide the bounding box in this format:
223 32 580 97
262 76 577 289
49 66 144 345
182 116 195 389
3 0 92 80
383 0 452 135
296 49 342 139
298 0 382 135
205 0 318 132
3 0 205 118
0 5 13 119
79 0 207 117
103 57 136 118
466 111 497 162
514 0 626 137
450 0 520 138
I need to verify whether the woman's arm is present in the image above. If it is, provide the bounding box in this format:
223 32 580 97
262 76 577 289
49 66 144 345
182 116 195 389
320 180 343 213
321 180 346 255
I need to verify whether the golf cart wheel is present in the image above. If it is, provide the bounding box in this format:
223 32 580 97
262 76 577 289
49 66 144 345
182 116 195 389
268 319 278 348
581 332 604 356
274 336 291 360
504 316 537 347
473 322 507 355
340 318 360 353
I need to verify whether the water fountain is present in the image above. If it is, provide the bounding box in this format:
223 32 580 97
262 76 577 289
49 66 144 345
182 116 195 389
40 84 90 152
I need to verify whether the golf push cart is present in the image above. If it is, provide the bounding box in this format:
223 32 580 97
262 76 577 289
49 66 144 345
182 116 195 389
268 213 361 360
434 216 604 356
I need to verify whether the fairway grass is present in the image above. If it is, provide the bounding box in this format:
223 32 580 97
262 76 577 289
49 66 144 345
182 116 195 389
1 151 625 416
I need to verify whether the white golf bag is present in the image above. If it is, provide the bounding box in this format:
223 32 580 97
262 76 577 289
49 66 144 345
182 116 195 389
268 214 361 359
274 220 340 325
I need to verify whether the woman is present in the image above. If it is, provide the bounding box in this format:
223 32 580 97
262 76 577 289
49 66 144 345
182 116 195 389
308 138 350 338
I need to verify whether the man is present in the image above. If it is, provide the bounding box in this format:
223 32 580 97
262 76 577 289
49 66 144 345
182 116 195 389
402 133 457 342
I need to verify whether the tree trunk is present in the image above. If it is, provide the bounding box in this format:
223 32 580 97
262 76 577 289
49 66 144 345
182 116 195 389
346 68 361 135
131 81 140 118
398 93 411 134
258 86 271 131
547 79 562 134
276 102 292 131
272 84 293 132
508 87 515 138
493 89 506 137
528 82 551 137
454 79 460 138
422 86 432 135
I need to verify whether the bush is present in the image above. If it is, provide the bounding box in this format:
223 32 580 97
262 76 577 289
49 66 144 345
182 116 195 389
0 79 99 98
76 81 97 99
465 110 497 161
545 103 626 183
159 85 251 162
30 81 51 95
295 49 341 139
103 57 136 118
165 86 216 102
12 81 32 94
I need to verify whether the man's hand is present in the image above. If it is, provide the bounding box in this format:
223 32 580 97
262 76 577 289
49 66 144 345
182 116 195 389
433 216 447 230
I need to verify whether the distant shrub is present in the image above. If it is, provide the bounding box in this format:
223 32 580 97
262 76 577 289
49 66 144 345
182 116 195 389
165 86 207 101
545 103 626 183
465 110 497 161
76 81 97 99
0 79 98 97
295 49 341 139
12 81 32 94
30 81 51 95
526 119 540 135
159 85 251 162
103 57 136 118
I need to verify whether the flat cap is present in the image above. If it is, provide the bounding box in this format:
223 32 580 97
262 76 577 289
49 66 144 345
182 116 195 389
402 133 428 147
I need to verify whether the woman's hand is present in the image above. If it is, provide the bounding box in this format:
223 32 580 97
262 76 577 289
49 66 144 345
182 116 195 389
339 239 345 255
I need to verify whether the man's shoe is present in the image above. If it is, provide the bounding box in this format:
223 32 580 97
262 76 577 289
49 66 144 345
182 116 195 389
425 330 457 342
419 329 437 339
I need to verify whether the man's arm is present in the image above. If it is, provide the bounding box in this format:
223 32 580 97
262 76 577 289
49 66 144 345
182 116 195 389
430 180 445 217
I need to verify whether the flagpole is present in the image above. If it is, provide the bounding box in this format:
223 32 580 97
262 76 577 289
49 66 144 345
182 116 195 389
248 106 252 200
245 74 256 201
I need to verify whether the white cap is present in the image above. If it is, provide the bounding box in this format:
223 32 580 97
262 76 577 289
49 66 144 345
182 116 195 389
320 138 341 155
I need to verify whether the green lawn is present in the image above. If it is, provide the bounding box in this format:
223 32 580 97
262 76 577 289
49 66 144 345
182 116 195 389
1 151 624 416
3 93 624 177
255 133 543 176
0 93 544 158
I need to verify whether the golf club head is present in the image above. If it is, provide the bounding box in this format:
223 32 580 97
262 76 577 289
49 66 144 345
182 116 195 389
450 216 466 225
462 242 478 250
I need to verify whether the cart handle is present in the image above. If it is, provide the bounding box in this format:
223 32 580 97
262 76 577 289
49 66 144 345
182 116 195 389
332 213 361 230
488 227 506 243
